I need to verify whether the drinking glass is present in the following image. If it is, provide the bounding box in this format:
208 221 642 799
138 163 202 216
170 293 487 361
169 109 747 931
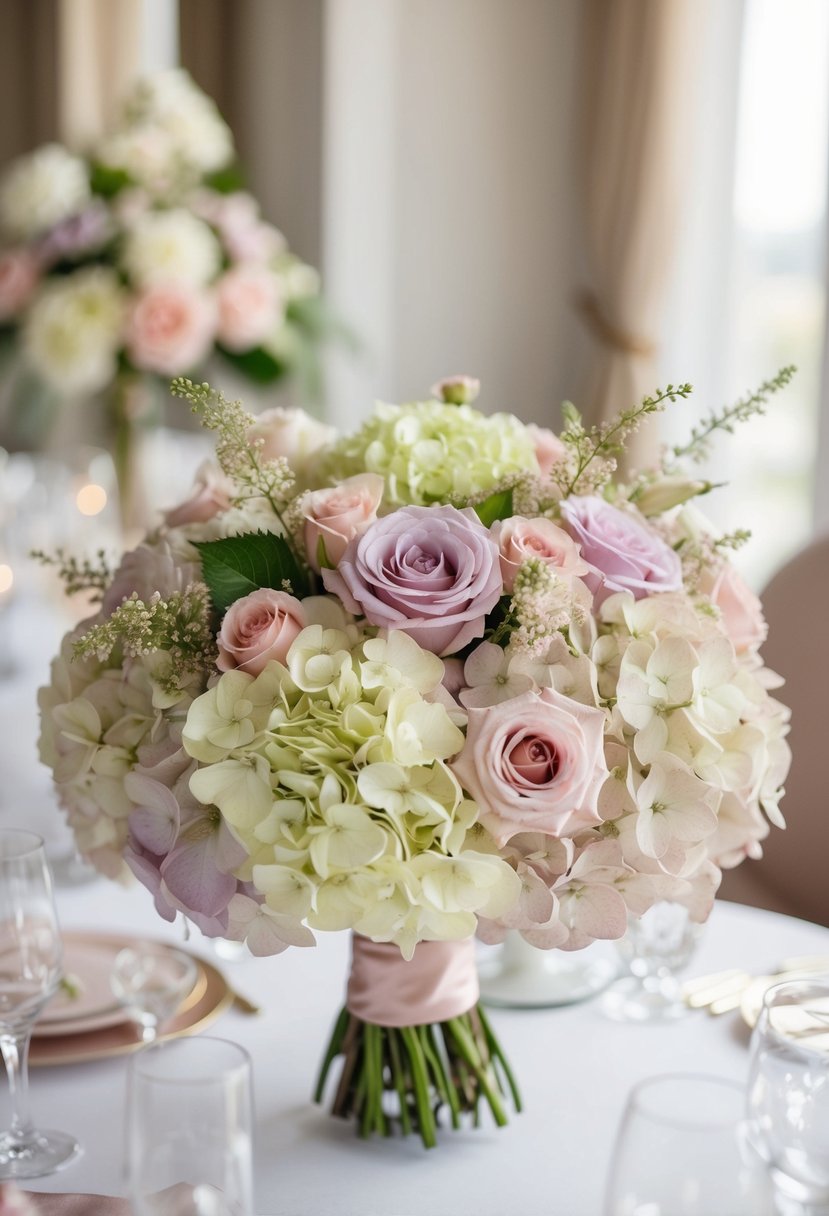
605 1073 773 1215
126 1037 254 1216
602 900 703 1021
111 943 200 1044
0 830 80 1178
746 978 829 1214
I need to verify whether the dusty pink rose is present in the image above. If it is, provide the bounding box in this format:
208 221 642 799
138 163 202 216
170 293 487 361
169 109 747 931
217 589 307 675
702 562 767 653
303 473 384 572
322 504 503 656
126 283 216 375
560 495 683 606
492 516 589 592
216 264 283 352
0 249 37 320
163 461 234 529
451 686 608 844
526 424 566 475
248 407 336 477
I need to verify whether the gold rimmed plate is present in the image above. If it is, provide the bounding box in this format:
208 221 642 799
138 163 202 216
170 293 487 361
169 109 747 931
31 933 231 1065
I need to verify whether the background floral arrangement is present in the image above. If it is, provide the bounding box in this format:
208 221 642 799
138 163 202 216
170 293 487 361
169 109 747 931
38 367 793 1144
0 69 332 462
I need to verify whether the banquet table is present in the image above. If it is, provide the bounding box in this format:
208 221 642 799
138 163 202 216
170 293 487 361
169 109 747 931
3 606 829 1215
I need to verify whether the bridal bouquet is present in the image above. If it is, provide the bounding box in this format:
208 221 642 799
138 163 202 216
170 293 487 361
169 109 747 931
0 70 330 512
38 369 792 1147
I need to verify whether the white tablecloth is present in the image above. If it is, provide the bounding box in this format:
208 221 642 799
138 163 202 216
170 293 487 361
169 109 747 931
3 606 829 1215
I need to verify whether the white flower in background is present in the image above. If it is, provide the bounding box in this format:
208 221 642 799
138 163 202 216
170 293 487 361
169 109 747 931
96 126 180 194
281 260 321 300
0 144 90 239
23 267 123 395
124 69 234 175
122 208 221 288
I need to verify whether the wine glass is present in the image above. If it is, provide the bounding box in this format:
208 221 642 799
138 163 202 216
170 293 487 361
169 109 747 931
0 829 80 1178
746 977 829 1214
601 900 703 1022
126 1036 254 1216
605 1073 773 1215
110 943 200 1044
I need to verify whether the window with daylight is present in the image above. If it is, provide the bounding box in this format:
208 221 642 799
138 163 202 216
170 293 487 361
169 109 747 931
661 0 829 589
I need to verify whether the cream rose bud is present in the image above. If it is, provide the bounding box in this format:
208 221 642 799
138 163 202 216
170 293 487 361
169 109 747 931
451 686 609 844
247 407 336 479
526 424 566 476
303 473 384 571
701 562 767 654
492 516 589 593
216 589 307 675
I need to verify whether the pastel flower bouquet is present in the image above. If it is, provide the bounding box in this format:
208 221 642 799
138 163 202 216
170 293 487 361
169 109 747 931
38 368 793 1147
0 70 333 518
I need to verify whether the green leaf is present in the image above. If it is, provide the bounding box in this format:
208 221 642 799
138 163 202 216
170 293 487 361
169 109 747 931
316 535 334 571
193 532 309 615
204 162 247 194
89 162 132 198
217 344 287 385
474 489 513 528
560 400 582 430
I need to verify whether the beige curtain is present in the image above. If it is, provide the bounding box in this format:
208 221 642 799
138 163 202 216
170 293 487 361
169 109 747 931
56 0 144 149
0 1 59 167
578 0 702 465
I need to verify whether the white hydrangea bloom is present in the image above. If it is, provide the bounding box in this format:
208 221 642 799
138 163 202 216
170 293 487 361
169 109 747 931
122 208 221 288
23 267 123 394
0 144 90 238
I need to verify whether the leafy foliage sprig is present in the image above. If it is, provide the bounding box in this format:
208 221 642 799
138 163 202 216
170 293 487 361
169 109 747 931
30 548 112 599
73 583 215 694
670 366 795 464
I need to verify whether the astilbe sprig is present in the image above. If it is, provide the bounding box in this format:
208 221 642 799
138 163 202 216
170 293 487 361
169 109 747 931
170 378 296 520
73 582 215 695
669 365 795 465
30 548 113 600
553 384 693 499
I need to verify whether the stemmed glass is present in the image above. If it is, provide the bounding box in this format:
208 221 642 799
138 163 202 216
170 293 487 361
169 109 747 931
126 1037 254 1215
0 830 80 1178
111 942 200 1044
602 900 703 1021
605 1073 773 1215
746 978 829 1214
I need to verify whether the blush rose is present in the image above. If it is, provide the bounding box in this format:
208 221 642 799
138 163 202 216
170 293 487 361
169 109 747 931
163 461 234 529
451 686 609 845
126 282 216 375
217 589 307 675
322 504 503 656
492 516 589 592
701 563 767 654
303 472 384 572
526 424 566 476
560 495 683 606
216 264 283 351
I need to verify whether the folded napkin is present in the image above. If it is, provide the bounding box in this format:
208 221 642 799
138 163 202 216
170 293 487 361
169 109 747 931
23 1196 129 1216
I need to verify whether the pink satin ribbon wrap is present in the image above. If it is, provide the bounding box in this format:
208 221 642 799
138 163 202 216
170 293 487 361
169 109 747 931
346 935 479 1027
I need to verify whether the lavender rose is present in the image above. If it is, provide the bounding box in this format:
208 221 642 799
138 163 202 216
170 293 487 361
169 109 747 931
560 495 683 606
322 504 502 656
451 687 608 845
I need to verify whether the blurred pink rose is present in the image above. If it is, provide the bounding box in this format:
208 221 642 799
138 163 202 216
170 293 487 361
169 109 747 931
526 424 566 475
560 495 683 606
216 264 283 352
702 563 767 654
163 461 234 529
126 283 216 375
0 249 37 320
322 504 503 656
492 516 589 592
303 472 384 572
247 407 336 475
451 687 608 845
217 588 306 675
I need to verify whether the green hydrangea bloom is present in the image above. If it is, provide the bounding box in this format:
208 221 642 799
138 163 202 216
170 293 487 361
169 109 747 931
319 400 539 506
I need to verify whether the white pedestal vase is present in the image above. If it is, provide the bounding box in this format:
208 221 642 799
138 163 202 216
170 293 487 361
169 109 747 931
478 932 619 1009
